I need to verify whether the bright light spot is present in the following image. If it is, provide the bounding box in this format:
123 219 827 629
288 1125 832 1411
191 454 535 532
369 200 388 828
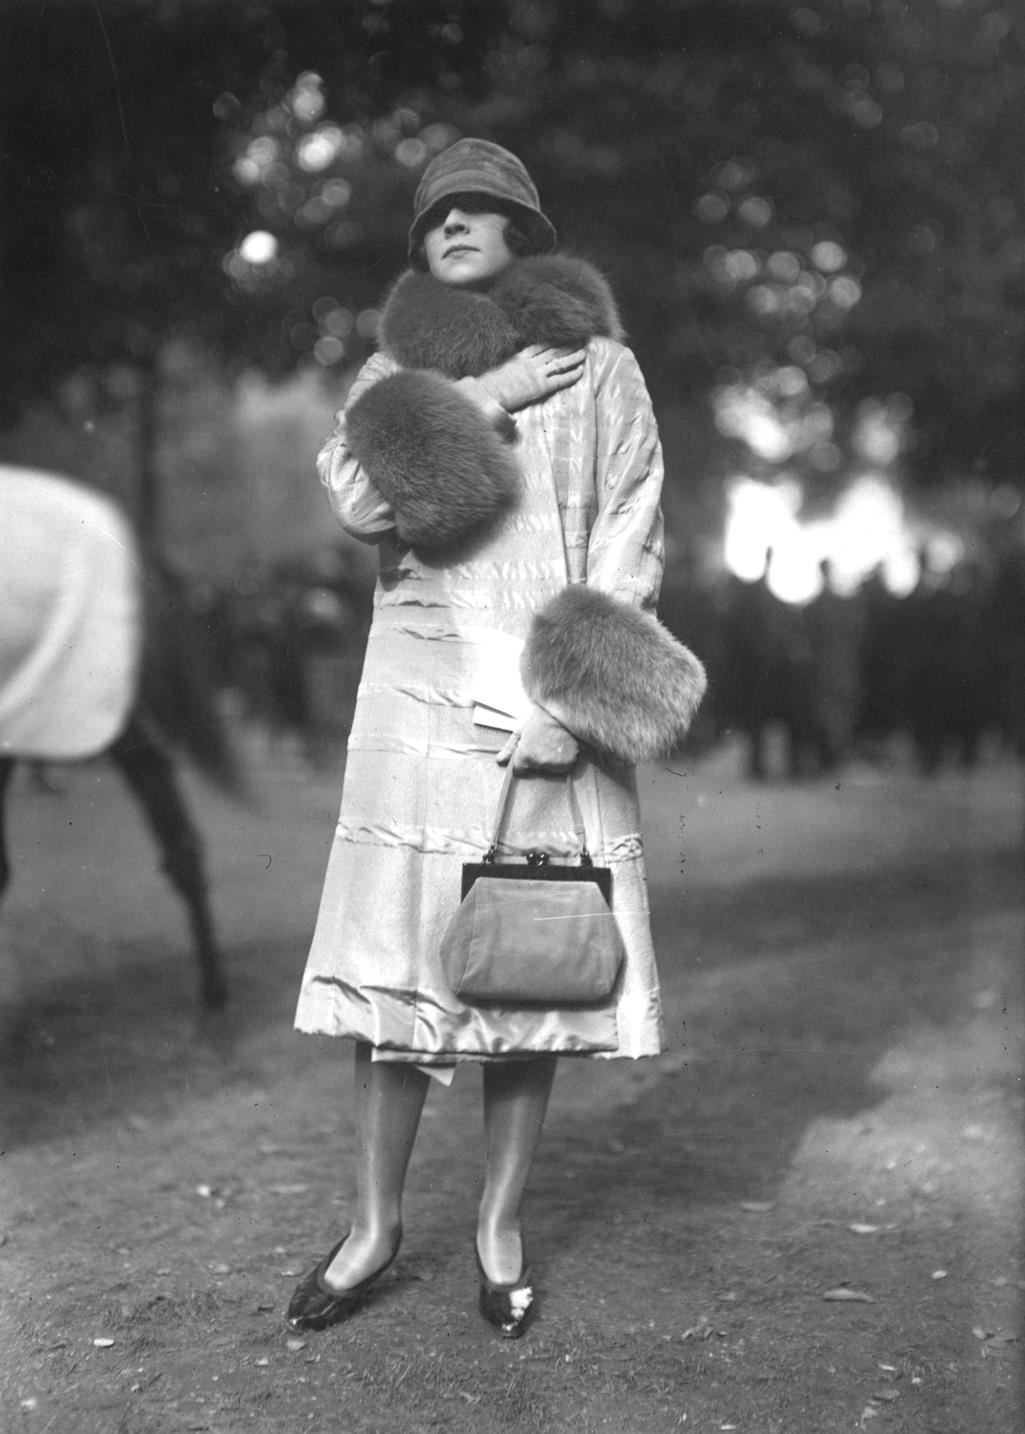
233 158 261 185
768 251 802 283
321 306 353 337
724 479 819 601
748 285 781 316
422 122 458 153
723 472 965 603
356 308 380 338
925 531 964 573
313 336 346 366
291 72 326 125
807 350 842 383
714 159 754 191
776 366 808 398
337 127 367 161
714 385 793 461
725 249 759 282
238 230 278 265
828 477 907 591
298 129 342 172
248 136 279 166
829 276 862 308
725 479 793 578
855 403 902 464
695 192 730 224
810 441 842 472
737 196 773 227
810 241 847 272
396 138 428 167
322 179 352 208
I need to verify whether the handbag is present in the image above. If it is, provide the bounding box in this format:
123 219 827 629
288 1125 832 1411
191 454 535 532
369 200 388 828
439 765 626 1005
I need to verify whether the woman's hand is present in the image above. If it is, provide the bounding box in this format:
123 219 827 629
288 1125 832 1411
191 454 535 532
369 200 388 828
478 345 587 412
497 703 580 774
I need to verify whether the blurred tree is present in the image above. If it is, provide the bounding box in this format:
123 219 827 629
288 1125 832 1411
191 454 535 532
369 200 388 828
2 0 1022 536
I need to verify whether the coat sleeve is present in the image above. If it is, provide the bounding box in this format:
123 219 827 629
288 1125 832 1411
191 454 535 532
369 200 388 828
315 354 400 541
584 340 666 610
519 341 706 764
317 355 519 554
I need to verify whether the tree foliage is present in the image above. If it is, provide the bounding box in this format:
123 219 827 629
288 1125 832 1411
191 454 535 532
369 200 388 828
2 0 1023 492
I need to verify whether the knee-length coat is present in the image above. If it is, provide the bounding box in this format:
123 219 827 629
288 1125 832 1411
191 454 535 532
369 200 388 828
293 256 705 1065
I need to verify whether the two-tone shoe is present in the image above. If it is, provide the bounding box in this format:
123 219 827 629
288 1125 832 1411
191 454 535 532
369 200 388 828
286 1233 399 1333
476 1245 535 1339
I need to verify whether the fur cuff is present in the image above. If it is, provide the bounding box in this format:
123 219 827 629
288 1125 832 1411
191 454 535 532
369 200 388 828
521 586 707 764
345 370 519 552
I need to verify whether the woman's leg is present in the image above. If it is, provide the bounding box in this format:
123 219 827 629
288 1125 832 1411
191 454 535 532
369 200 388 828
323 1042 429 1291
477 1055 557 1282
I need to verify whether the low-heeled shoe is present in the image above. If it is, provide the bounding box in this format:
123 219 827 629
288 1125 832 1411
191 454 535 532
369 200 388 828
476 1246 535 1339
286 1234 398 1333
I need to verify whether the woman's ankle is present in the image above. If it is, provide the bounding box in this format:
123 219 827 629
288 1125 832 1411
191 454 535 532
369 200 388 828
475 1220 525 1285
323 1221 402 1290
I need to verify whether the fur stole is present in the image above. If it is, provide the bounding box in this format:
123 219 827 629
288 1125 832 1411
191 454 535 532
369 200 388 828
522 586 708 765
378 256 623 378
344 257 622 553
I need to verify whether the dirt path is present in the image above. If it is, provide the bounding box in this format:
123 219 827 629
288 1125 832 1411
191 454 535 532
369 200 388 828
2 742 1022 1433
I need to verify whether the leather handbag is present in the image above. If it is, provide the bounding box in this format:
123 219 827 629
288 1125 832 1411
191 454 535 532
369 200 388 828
439 766 626 1005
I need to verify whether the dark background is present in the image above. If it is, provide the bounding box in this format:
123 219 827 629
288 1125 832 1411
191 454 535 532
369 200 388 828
2 0 1022 545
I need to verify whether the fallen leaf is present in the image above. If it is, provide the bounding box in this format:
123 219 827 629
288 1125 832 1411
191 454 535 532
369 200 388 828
848 1223 879 1235
285 1338 307 1353
92 1337 116 1349
823 1287 876 1303
931 1269 948 1280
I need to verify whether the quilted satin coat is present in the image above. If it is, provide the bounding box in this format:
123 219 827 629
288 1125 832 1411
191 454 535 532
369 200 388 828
294 257 701 1065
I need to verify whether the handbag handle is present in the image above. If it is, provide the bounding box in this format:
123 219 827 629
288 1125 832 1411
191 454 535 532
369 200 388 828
483 764 593 867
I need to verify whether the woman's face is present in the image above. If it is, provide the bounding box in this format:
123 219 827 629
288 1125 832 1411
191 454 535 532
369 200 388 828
423 202 514 288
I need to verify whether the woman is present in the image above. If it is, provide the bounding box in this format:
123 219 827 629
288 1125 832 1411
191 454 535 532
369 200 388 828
288 138 705 1338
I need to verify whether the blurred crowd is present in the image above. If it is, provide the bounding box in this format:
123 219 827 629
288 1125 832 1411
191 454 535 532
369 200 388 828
182 534 1025 783
194 547 372 773
662 539 1025 780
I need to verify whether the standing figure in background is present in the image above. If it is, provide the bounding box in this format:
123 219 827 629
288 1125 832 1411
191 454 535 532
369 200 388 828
803 559 865 774
285 139 705 1339
720 550 789 780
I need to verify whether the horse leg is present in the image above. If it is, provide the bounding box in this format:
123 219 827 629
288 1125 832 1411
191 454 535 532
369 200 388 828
108 717 228 1008
0 757 13 899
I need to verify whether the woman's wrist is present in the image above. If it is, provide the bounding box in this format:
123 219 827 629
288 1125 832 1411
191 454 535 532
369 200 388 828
455 376 516 438
531 700 577 739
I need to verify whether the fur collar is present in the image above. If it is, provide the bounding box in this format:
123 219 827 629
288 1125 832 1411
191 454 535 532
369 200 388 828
378 255 624 379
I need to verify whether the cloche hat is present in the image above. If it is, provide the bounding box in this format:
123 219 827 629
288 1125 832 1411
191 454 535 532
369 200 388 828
408 138 557 259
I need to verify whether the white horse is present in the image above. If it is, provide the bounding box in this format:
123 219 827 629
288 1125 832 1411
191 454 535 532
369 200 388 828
1 465 240 1007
